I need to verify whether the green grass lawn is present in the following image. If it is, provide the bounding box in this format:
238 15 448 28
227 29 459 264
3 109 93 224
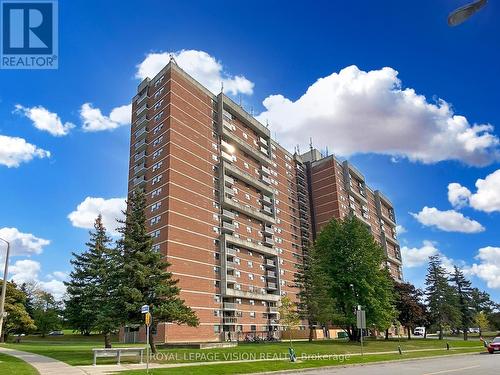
120 347 483 375
0 353 38 375
0 333 488 367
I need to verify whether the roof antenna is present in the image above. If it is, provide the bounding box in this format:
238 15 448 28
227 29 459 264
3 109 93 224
309 137 314 152
250 106 254 116
266 119 269 128
220 81 224 93
169 53 177 65
238 94 242 107
297 144 301 154
325 146 329 156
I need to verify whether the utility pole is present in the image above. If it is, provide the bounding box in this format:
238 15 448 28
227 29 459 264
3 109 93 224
0 237 11 342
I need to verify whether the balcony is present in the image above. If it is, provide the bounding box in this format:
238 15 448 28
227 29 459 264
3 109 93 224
223 119 235 131
261 165 271 176
136 93 148 106
226 260 236 269
225 247 237 256
262 195 273 206
268 306 279 314
266 283 277 290
133 176 146 187
134 151 146 163
222 128 271 165
260 146 269 156
261 176 271 186
265 259 276 268
222 222 235 233
225 188 235 197
134 164 146 176
221 151 233 163
224 288 280 302
264 237 274 247
134 126 147 141
223 317 238 324
136 104 148 116
266 271 276 278
259 137 268 146
134 139 147 152
226 273 237 282
263 225 273 236
262 206 273 216
135 115 147 128
224 302 238 310
222 209 235 220
224 163 274 195
224 234 278 257
224 175 234 186
223 197 275 225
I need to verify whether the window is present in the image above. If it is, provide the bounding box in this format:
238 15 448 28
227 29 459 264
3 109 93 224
151 202 162 211
214 325 220 333
153 148 163 159
152 188 162 198
152 244 160 252
152 174 163 185
153 124 163 134
153 136 163 147
150 215 161 225
153 99 164 110
153 111 164 122
248 261 253 268
152 230 160 238
152 161 163 172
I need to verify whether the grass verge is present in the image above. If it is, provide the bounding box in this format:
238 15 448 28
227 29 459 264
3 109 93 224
0 352 39 375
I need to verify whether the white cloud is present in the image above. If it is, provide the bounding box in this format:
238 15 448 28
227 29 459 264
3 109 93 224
402 240 457 273
402 240 439 268
395 225 407 234
257 65 499 166
14 104 74 136
9 259 67 299
0 134 50 168
0 227 50 256
9 259 41 284
80 103 131 132
68 197 126 235
450 169 500 213
447 182 472 209
410 206 484 233
136 50 254 95
467 247 500 289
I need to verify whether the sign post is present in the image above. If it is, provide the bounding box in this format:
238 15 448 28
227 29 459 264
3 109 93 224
356 307 366 356
141 305 151 374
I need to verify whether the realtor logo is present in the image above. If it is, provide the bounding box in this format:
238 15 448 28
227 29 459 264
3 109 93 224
1 0 58 69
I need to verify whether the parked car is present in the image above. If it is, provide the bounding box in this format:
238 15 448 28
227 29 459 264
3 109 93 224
48 331 64 336
414 327 425 336
469 327 480 333
487 337 500 354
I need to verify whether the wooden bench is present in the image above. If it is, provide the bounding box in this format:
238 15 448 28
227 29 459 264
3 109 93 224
92 347 146 366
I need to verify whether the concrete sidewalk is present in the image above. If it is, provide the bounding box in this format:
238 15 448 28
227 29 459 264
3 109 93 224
0 346 86 375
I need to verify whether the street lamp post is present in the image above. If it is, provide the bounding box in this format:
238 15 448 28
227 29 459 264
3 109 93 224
0 237 11 342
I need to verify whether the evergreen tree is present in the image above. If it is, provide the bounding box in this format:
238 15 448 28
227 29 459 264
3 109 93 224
470 288 498 315
116 190 198 353
394 282 427 340
65 215 122 347
425 255 459 339
308 216 396 341
449 266 473 340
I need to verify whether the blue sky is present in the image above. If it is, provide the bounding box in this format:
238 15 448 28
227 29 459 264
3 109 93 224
0 0 499 300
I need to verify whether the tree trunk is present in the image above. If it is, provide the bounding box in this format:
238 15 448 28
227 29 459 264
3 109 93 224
308 322 314 342
384 329 389 340
438 324 443 340
104 332 112 348
407 327 411 340
149 326 157 354
463 329 468 341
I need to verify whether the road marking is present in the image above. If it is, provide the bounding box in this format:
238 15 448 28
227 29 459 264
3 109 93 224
423 365 480 375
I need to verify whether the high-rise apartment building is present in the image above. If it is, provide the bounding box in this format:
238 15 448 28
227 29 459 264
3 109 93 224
301 149 403 281
127 60 400 343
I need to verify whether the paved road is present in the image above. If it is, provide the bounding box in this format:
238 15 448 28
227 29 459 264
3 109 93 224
271 353 498 375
